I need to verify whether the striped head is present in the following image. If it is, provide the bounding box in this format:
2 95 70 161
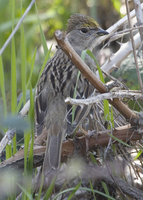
66 13 108 52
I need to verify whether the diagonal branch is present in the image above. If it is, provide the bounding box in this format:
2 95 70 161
54 30 138 122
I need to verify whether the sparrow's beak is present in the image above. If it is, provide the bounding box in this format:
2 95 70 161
97 27 109 36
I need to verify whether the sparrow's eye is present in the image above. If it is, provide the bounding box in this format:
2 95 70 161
80 28 88 33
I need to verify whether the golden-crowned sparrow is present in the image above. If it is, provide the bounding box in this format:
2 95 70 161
35 13 108 178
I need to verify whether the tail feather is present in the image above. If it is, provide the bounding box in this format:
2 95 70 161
42 127 64 176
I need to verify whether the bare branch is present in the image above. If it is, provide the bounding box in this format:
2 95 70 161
65 90 143 106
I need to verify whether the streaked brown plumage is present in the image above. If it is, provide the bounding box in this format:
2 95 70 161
35 13 108 178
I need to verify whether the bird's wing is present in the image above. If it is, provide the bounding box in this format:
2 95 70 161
35 56 56 136
35 82 67 174
66 76 94 135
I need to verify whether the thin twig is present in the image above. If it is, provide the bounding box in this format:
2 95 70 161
92 3 143 48
0 0 36 56
133 0 143 42
109 25 143 43
125 0 143 94
117 25 143 35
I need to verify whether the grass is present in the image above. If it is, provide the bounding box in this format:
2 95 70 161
0 1 52 199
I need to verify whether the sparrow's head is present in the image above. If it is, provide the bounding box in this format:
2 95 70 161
66 13 108 52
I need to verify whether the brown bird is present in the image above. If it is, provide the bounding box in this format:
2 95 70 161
35 13 108 181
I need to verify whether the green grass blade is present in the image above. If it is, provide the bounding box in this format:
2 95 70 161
53 187 116 200
110 105 114 128
11 1 16 114
43 177 56 200
20 0 28 172
102 182 110 200
17 183 33 200
6 144 12 159
0 56 11 159
24 129 31 171
27 85 34 172
90 152 97 164
35 3 48 56
134 149 142 160
21 23 26 105
0 56 7 115
5 135 12 159
81 49 87 61
108 133 132 147
103 99 110 121
89 179 96 200
36 174 44 200
16 47 37 113
22 86 35 197
84 49 105 83
11 0 17 154
16 96 23 113
67 181 81 200
26 47 37 90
